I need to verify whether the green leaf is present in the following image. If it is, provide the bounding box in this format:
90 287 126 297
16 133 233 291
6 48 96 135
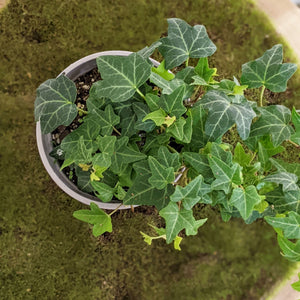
182 152 213 179
34 75 77 133
194 57 217 83
137 41 162 59
229 186 261 220
86 85 106 111
143 108 167 126
148 156 175 190
155 146 181 170
95 53 151 102
110 137 146 174
149 72 183 94
277 235 300 262
158 85 187 118
240 44 297 92
73 202 112 236
201 90 256 140
159 18 216 69
233 142 252 167
291 274 300 291
265 212 300 239
263 172 299 192
132 102 156 132
167 117 185 141
159 202 207 243
170 175 208 210
270 158 300 178
152 60 175 81
124 161 174 210
250 105 294 146
92 135 116 168
175 67 196 84
75 167 93 193
145 93 160 111
91 181 115 202
87 104 120 136
291 108 300 145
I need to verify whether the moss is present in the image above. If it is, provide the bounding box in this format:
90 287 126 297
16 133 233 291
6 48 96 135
1 0 299 299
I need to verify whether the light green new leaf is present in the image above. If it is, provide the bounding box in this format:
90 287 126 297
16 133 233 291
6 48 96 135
159 18 216 69
250 105 294 146
291 274 300 291
159 202 207 243
240 44 297 92
265 212 300 239
148 156 175 190
170 175 206 210
201 90 256 140
263 172 299 192
152 60 175 81
87 104 120 136
158 85 187 118
233 142 252 167
229 186 261 220
91 181 115 202
277 235 300 262
194 57 217 83
143 108 167 126
73 202 112 236
95 53 151 102
110 137 146 174
92 136 116 168
34 75 77 133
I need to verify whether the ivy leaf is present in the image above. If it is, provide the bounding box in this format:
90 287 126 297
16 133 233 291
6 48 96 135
263 172 299 192
250 105 294 147
240 44 297 92
277 235 300 262
148 156 175 190
137 41 162 59
92 136 116 168
91 181 115 202
265 212 300 239
132 102 156 132
73 202 112 236
266 188 300 214
233 142 252 167
201 90 256 140
87 104 120 136
124 161 174 210
75 166 93 193
143 108 167 126
86 85 106 111
158 18 216 69
110 137 146 173
270 158 300 178
145 93 160 111
158 85 187 118
167 117 186 141
152 60 175 81
175 67 196 84
291 274 300 292
170 175 207 210
95 53 151 102
229 186 261 220
34 75 78 133
155 146 181 170
150 72 183 94
291 108 300 145
159 202 207 243
194 57 217 83
182 152 213 179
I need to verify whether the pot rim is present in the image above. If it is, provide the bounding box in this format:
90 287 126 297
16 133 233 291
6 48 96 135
36 50 159 210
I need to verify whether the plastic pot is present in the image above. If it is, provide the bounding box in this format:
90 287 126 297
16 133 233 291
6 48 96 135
36 50 159 210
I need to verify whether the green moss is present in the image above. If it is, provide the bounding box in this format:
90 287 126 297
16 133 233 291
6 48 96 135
1 0 299 299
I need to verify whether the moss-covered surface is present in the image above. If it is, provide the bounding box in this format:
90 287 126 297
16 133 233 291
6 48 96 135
1 0 299 299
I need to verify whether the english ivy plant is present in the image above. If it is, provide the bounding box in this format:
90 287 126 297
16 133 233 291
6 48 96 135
35 18 300 262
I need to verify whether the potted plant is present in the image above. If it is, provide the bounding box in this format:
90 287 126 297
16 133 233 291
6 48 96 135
35 18 300 258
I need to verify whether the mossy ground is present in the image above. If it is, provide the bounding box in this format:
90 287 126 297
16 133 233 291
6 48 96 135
0 0 299 299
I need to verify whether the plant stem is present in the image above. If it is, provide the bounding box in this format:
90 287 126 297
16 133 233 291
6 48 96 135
113 127 122 136
288 139 300 148
185 58 189 67
136 88 146 100
259 86 266 107
109 203 123 216
77 108 88 115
